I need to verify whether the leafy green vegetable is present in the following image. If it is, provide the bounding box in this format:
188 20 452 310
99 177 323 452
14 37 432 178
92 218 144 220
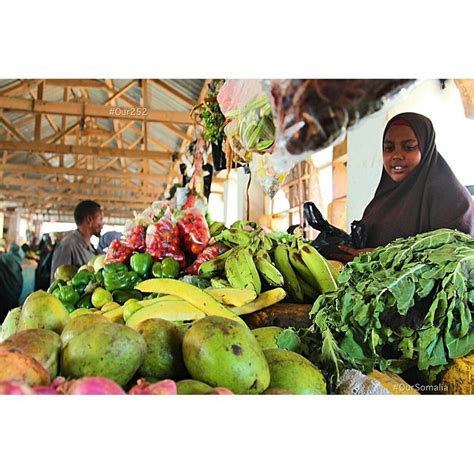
302 229 474 388
276 328 302 353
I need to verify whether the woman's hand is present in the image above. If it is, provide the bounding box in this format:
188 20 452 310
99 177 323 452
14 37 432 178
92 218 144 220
327 245 375 262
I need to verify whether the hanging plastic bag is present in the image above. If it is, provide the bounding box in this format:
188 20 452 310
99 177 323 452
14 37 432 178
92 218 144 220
104 239 134 265
145 210 185 266
177 208 211 256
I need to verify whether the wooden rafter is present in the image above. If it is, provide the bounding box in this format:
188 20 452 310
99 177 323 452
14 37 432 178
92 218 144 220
0 80 43 96
0 140 172 161
0 162 166 182
0 96 194 124
44 79 106 88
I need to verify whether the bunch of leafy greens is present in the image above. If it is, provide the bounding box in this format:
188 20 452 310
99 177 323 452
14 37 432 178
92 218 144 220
302 229 474 388
200 79 226 144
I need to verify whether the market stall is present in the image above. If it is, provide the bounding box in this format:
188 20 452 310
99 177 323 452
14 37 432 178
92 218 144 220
0 79 473 395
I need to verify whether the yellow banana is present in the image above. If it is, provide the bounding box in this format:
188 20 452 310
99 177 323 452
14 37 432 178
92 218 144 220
298 243 338 293
135 278 245 325
205 288 257 307
273 244 304 303
126 300 206 330
232 288 287 316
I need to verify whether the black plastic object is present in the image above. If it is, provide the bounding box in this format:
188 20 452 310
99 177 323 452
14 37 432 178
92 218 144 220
303 201 367 258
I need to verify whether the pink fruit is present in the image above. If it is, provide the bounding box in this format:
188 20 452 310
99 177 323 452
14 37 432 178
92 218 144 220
207 387 234 395
59 377 126 395
0 381 33 395
128 378 177 395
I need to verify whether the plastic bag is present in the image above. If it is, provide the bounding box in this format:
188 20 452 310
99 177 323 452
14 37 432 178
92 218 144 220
217 80 275 162
145 210 185 266
124 222 147 252
104 240 134 264
177 208 211 255
303 202 367 258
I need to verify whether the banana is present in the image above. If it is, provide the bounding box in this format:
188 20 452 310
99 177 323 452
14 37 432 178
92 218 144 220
209 221 227 237
225 248 247 290
232 288 287 316
198 248 234 278
255 252 284 287
298 242 338 293
101 306 124 324
288 247 319 287
126 300 206 330
214 228 252 247
135 278 245 325
273 244 304 303
205 288 257 307
210 277 231 289
235 246 262 294
327 260 344 281
298 276 320 301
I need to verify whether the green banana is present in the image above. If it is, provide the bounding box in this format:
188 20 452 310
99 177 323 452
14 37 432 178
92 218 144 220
298 242 338 293
255 252 284 287
209 221 226 237
273 244 304 303
236 247 262 294
198 248 234 278
298 276 320 301
225 248 247 290
288 247 319 287
210 277 231 289
214 228 252 247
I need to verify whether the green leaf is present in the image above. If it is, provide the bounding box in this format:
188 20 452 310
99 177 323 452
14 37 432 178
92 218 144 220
276 328 302 353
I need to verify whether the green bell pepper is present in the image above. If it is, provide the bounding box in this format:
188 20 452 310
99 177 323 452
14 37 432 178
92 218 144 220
161 257 180 279
71 270 95 288
151 261 163 278
57 285 81 306
103 263 128 274
103 265 141 292
47 279 66 294
112 289 144 305
129 252 153 278
63 302 76 313
95 269 104 286
76 293 93 309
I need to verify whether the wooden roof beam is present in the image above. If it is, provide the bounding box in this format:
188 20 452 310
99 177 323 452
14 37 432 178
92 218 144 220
0 96 194 124
0 140 172 161
0 162 166 182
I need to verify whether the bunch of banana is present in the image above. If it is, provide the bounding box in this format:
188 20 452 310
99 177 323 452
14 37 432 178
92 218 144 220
224 247 262 294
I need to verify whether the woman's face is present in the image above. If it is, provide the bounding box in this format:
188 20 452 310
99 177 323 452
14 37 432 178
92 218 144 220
383 124 422 182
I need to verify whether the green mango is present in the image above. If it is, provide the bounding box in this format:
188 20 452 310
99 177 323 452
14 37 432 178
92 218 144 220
136 319 188 381
61 323 146 387
176 379 213 395
182 316 270 394
61 313 111 346
263 348 327 395
0 307 22 342
18 290 70 335
1 328 62 378
251 326 283 350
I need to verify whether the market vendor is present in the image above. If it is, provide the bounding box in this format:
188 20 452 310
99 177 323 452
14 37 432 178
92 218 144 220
50 200 104 281
335 112 474 261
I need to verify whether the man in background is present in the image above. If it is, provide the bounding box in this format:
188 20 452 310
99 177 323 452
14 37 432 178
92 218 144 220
50 200 104 282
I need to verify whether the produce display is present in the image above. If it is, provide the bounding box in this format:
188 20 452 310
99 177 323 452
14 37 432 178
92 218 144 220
302 229 474 391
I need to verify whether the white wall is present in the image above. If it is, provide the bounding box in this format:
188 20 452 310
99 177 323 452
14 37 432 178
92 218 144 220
347 79 474 229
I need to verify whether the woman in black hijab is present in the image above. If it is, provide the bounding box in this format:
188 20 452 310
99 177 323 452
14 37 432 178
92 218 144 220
337 112 473 260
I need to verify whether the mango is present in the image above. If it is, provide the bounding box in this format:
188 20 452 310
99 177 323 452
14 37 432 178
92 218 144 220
1 329 62 378
252 326 283 350
0 346 50 386
263 348 327 395
70 308 96 319
61 313 111 346
136 319 188 381
0 307 22 342
18 290 70 334
262 387 294 395
54 264 77 282
176 379 213 395
182 316 270 394
61 323 146 386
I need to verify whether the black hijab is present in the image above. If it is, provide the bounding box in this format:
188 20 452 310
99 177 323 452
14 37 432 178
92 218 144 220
361 112 474 247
